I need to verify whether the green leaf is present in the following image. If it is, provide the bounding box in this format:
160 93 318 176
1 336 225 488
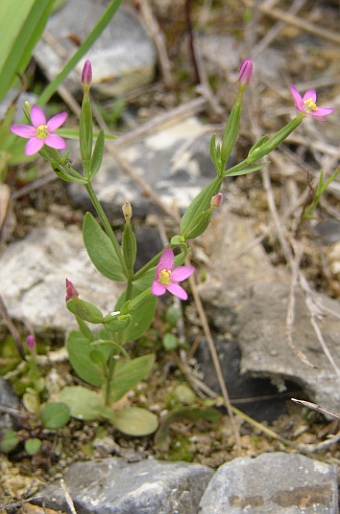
66 330 108 386
40 402 70 429
0 429 19 453
90 128 105 180
224 161 270 177
209 133 217 168
0 0 55 102
162 333 178 351
114 407 158 436
25 438 42 455
83 212 125 281
60 386 105 421
67 298 104 324
23 391 40 414
115 290 157 343
180 176 223 239
108 354 155 403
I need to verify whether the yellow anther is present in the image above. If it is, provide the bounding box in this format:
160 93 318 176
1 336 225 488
159 269 171 286
304 98 317 111
36 124 49 139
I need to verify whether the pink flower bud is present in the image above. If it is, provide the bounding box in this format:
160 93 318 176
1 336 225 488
238 59 253 88
81 60 92 90
26 335 36 350
65 278 79 302
210 192 223 210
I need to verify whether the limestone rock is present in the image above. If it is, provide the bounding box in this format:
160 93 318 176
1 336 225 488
0 225 124 333
68 117 216 218
238 281 340 413
35 457 213 514
34 0 157 96
199 452 338 513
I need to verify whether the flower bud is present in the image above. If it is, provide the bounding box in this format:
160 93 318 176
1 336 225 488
65 278 79 302
26 335 36 351
210 192 223 210
238 59 253 89
122 201 133 224
81 60 92 92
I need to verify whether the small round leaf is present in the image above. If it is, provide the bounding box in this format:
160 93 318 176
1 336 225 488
40 402 70 429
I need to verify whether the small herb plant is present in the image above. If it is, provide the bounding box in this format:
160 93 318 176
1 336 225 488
6 58 336 444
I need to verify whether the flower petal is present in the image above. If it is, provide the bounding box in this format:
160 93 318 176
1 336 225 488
25 138 44 156
159 248 174 270
302 89 317 103
171 265 195 282
151 280 166 296
289 84 302 104
44 134 66 150
313 107 334 116
166 283 188 300
47 111 68 132
10 124 36 139
30 105 46 127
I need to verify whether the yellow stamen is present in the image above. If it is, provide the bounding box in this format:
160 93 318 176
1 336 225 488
36 124 49 139
304 98 317 111
159 269 171 286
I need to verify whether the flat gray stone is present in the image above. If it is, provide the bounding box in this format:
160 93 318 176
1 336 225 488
197 204 340 414
199 452 338 513
238 282 340 414
36 457 213 514
34 0 156 96
197 204 289 335
0 225 124 333
69 117 216 218
0 377 19 430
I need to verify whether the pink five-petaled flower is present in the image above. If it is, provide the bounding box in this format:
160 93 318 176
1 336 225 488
10 104 68 156
290 85 334 121
151 248 195 301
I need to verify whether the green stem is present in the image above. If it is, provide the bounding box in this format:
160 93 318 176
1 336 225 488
104 348 116 406
85 181 128 277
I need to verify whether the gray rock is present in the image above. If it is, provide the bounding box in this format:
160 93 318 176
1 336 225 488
69 117 216 218
238 282 340 414
198 34 286 83
0 225 124 333
36 457 213 514
198 204 340 414
199 452 338 513
197 204 289 335
195 339 299 422
34 0 157 96
0 377 19 430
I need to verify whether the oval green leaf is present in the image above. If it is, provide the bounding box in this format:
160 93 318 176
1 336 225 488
40 402 70 429
114 407 158 436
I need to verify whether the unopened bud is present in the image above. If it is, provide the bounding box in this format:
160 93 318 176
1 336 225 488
26 335 36 350
65 278 79 302
238 59 253 89
122 201 133 224
81 60 92 92
210 192 223 210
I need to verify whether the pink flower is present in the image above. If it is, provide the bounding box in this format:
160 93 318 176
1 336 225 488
290 85 334 121
10 105 68 156
238 58 253 87
65 278 79 302
151 248 195 301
